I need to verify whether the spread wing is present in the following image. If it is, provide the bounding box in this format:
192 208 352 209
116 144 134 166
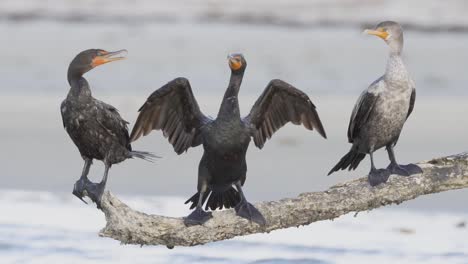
243 79 326 149
130 77 211 154
347 78 382 143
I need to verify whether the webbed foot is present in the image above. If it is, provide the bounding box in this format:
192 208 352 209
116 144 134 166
368 169 391 187
387 163 422 176
184 208 212 226
85 182 106 209
387 163 410 176
72 177 92 204
235 201 266 226
399 163 423 175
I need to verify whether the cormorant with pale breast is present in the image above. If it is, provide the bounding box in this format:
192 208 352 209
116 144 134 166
130 53 326 226
61 49 156 207
328 21 422 186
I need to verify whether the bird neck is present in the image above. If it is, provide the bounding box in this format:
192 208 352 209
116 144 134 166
67 65 92 98
388 37 403 56
385 53 408 86
68 76 92 98
67 64 84 85
217 71 244 121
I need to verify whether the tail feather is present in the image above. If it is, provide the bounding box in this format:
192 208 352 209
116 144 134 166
350 152 366 170
207 192 221 211
184 187 241 211
185 191 210 210
226 188 239 207
129 150 160 162
328 146 366 175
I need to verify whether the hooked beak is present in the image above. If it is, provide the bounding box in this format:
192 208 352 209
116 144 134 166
91 49 128 67
363 29 389 40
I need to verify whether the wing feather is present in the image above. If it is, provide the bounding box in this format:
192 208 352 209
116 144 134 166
407 82 416 119
96 101 131 150
130 77 211 154
347 79 382 143
244 79 326 149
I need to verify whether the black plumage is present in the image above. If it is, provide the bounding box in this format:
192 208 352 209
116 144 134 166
61 49 155 207
130 53 326 226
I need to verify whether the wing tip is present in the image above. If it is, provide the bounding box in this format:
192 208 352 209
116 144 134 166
320 131 327 139
316 122 327 139
310 109 327 139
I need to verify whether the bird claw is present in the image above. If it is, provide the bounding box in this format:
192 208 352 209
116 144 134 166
73 192 88 205
235 201 266 226
368 169 391 187
184 208 212 226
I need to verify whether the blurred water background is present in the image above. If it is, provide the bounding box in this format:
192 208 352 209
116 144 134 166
0 1 468 263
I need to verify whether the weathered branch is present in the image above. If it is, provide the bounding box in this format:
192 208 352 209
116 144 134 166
98 153 468 248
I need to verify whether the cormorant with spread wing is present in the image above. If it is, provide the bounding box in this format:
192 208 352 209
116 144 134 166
328 21 422 186
61 49 156 207
130 53 326 226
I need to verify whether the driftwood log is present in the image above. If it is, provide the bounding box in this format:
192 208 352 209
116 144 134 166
98 153 468 248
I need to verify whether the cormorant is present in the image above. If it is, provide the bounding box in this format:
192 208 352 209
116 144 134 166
61 49 156 207
328 21 422 186
130 53 326 226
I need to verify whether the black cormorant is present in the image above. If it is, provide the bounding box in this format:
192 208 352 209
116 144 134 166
61 49 156 207
130 53 326 226
328 21 422 186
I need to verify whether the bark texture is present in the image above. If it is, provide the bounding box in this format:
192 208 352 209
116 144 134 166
98 153 468 248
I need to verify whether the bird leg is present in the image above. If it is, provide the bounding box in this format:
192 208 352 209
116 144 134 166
86 162 110 209
184 187 212 226
368 152 390 187
72 158 93 204
234 182 266 226
386 145 423 176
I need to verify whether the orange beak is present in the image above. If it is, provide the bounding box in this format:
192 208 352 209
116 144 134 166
228 55 242 71
364 29 389 40
91 49 127 67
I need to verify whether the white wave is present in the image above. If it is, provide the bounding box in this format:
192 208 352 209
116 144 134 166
0 189 467 264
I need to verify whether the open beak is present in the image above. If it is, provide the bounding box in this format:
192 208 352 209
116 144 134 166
92 49 128 67
363 29 389 40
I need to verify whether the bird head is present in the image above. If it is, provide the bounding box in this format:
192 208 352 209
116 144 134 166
69 49 127 77
227 53 247 73
364 21 404 54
